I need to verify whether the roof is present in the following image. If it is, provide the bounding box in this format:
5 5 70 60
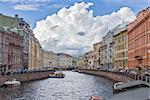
57 53 72 57
113 22 128 36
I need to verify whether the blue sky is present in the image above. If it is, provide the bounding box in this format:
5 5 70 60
0 0 149 29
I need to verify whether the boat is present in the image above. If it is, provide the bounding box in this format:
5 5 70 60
90 96 104 100
74 70 78 72
113 82 124 93
111 80 150 100
4 79 21 87
72 69 78 72
49 72 65 78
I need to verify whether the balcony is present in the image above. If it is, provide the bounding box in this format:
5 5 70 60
135 56 143 60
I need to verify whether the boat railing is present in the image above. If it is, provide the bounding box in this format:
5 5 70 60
113 80 150 94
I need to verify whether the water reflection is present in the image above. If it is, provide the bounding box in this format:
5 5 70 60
0 71 113 100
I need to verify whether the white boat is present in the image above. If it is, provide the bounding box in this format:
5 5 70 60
111 80 150 100
113 80 150 92
4 79 21 87
113 82 124 93
49 72 65 78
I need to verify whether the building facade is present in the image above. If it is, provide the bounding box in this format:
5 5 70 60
43 51 58 68
84 51 94 70
93 42 101 69
100 30 114 70
72 58 77 69
0 27 23 72
76 56 85 69
128 7 150 69
36 43 43 68
0 14 44 70
0 14 18 31
57 53 73 69
113 23 128 70
29 32 43 69
18 18 30 69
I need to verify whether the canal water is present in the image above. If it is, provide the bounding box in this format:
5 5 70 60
0 71 113 100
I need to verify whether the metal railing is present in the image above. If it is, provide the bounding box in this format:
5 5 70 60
78 69 150 83
106 71 150 83
0 67 54 76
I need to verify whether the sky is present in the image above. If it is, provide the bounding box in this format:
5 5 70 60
0 0 150 57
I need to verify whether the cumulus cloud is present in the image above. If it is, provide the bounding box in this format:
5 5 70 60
33 2 136 56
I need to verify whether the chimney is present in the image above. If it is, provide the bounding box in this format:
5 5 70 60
15 14 18 18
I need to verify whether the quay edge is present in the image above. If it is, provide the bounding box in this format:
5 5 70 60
0 70 54 86
78 70 133 83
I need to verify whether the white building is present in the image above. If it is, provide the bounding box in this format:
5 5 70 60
57 53 73 69
100 29 115 70
43 51 59 68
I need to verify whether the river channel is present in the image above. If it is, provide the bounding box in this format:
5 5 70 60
0 71 113 100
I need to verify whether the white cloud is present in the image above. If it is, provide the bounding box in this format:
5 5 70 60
33 2 136 56
50 4 62 8
13 4 38 11
103 0 150 4
0 0 52 3
0 0 52 11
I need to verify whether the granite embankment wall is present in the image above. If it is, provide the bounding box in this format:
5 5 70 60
0 70 54 86
79 70 133 82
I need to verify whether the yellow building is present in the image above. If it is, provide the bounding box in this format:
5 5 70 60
29 32 43 69
76 56 85 69
113 23 128 70
36 43 43 68
40 48 43 67
93 42 101 69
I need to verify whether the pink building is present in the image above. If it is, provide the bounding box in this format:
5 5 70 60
128 7 150 69
84 51 94 70
0 27 23 73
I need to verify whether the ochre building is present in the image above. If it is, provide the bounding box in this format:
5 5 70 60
93 42 101 69
29 32 43 69
113 23 128 70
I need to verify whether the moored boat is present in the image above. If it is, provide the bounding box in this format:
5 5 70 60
4 79 21 87
49 72 65 78
111 80 150 100
90 96 104 100
113 81 124 93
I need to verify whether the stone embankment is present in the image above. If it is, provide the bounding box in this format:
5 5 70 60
78 70 133 82
79 70 150 83
0 70 54 86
